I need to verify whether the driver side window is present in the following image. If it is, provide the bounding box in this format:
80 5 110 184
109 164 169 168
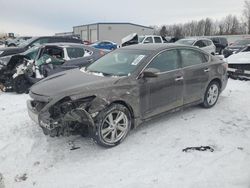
147 50 180 72
144 37 153 43
194 40 206 48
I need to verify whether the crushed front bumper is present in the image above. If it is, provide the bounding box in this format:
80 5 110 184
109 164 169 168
228 68 250 80
27 99 95 136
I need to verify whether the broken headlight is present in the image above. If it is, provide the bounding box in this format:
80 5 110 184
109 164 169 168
50 96 96 119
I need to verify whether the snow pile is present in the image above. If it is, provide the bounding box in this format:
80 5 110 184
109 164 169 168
0 80 250 188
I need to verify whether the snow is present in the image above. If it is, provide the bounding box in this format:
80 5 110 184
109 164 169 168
0 79 250 188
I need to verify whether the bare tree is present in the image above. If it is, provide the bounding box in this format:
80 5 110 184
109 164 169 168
204 18 213 36
159 26 167 37
243 0 250 34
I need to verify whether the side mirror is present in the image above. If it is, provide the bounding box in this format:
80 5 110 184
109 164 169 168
194 45 200 48
142 68 159 78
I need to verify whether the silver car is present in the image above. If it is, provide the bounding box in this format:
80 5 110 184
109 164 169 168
176 38 216 55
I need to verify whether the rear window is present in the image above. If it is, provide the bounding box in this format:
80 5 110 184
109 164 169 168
66 47 85 58
154 37 162 43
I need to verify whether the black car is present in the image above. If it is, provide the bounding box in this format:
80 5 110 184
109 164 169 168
0 36 82 58
0 43 106 93
209 37 228 55
223 39 250 58
27 44 228 147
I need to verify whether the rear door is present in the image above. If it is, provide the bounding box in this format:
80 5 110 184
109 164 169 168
139 49 183 119
179 48 210 105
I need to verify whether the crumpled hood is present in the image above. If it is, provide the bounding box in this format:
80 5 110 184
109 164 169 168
226 52 250 64
0 46 25 57
30 68 120 98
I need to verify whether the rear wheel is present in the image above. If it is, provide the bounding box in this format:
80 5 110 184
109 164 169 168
94 104 131 147
202 81 220 108
13 75 30 94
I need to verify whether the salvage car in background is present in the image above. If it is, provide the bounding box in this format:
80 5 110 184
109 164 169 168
226 45 250 80
27 44 228 147
223 39 250 58
176 38 216 55
121 33 167 47
91 41 117 50
0 36 82 58
209 37 228 55
0 43 106 93
5 36 32 47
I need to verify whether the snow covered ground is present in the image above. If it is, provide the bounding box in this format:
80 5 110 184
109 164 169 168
0 79 250 188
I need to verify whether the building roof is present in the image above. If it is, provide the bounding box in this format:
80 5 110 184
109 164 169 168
73 22 153 30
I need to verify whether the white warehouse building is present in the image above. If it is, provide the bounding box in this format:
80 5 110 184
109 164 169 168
73 22 154 44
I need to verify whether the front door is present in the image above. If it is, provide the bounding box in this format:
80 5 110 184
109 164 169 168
139 49 184 119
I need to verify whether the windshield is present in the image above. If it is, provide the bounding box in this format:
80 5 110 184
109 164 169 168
85 50 148 76
138 36 145 43
176 39 195 46
22 46 40 60
232 39 250 46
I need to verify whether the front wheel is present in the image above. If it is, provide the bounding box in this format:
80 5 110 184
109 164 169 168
94 104 131 147
202 81 220 108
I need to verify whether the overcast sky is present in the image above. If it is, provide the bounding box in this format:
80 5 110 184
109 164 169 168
0 0 246 36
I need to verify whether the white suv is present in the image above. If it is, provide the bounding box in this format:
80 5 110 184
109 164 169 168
176 38 216 55
138 35 166 44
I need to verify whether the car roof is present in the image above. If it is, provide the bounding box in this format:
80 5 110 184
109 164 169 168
38 43 100 52
121 43 193 51
180 37 212 41
41 43 85 47
139 35 162 37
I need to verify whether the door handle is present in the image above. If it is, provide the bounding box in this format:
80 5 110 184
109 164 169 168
204 68 210 72
175 76 184 82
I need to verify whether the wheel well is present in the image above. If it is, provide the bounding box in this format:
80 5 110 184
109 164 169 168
210 78 222 89
111 100 135 129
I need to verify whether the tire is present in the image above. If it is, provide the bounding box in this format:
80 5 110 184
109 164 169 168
8 44 16 47
202 81 220 108
94 104 131 147
13 75 30 94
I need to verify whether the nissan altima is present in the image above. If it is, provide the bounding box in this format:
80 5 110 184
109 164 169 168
27 44 228 147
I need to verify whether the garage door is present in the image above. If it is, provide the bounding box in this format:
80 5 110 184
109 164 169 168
81 30 88 41
90 29 97 42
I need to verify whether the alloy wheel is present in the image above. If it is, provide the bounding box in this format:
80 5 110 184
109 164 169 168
100 110 129 144
207 84 219 106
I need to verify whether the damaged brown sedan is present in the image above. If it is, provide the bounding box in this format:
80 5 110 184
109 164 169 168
27 44 228 147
